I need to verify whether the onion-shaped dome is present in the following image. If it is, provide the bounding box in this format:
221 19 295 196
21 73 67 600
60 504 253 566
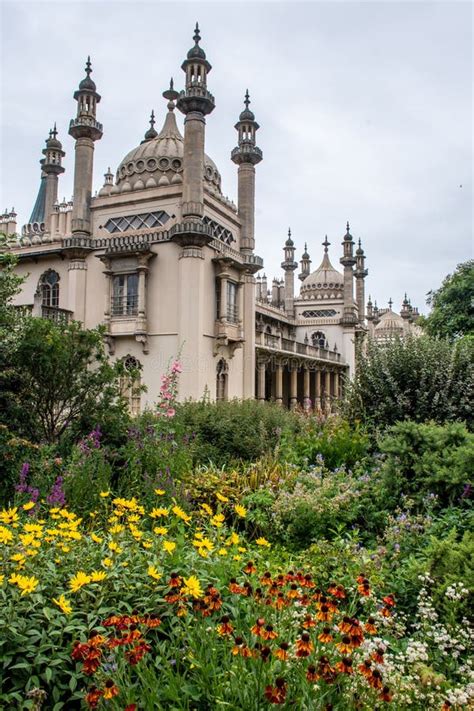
374 309 405 336
300 250 344 297
114 102 222 193
187 23 207 60
78 57 97 92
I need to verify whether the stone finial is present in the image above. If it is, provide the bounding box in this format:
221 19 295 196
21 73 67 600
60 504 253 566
163 77 179 105
322 235 330 253
143 109 158 142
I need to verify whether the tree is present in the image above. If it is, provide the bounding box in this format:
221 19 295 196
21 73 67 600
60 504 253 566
0 318 130 444
343 335 473 429
423 260 474 340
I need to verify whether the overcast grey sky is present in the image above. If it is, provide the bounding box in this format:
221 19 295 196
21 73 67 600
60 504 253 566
1 0 472 312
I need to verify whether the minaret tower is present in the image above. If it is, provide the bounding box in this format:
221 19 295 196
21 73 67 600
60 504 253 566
299 243 311 281
176 23 215 222
69 57 103 237
231 90 263 398
340 222 358 324
354 238 368 325
281 229 298 314
42 125 65 232
231 90 263 254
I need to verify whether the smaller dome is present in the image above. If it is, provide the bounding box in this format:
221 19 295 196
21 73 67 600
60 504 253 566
375 309 404 333
187 23 206 60
300 251 344 294
78 57 96 92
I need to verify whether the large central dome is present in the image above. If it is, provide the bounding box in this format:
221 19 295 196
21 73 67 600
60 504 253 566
113 102 222 194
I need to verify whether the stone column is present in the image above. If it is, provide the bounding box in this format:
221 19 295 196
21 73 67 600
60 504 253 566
71 137 95 235
315 369 321 412
242 273 256 398
290 367 298 410
237 164 256 253
219 275 228 320
275 362 283 405
334 371 340 405
303 367 311 411
136 256 149 333
257 361 266 401
68 255 88 323
177 246 205 399
325 370 332 413
182 112 206 220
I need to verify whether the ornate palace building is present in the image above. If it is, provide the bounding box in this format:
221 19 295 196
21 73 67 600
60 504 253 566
2 26 420 412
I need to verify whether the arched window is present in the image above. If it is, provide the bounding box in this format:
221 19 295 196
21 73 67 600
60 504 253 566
216 358 228 402
311 331 326 347
119 355 142 416
39 270 60 307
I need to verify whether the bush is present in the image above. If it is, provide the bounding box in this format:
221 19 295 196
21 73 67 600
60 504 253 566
173 399 302 466
344 335 474 429
378 420 474 507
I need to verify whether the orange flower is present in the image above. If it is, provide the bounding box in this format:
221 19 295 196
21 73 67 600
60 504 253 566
260 645 272 662
143 614 161 628
358 660 373 678
275 574 286 587
336 657 353 674
274 592 288 610
338 616 353 634
364 617 377 635
316 604 333 622
302 614 316 629
306 664 319 682
264 678 287 704
260 571 273 586
102 680 119 700
383 594 395 607
287 583 300 600
368 669 384 690
261 624 278 641
380 606 392 618
358 577 371 596
251 618 266 637
168 572 182 587
302 574 315 589
274 642 289 661
217 615 234 636
318 656 337 683
379 686 393 702
243 561 256 574
232 637 252 657
337 636 353 655
372 647 385 664
85 686 103 708
295 632 314 657
229 578 245 594
318 627 333 643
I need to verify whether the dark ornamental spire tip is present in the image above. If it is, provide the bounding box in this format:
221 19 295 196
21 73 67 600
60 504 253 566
78 55 97 92
142 108 158 142
163 77 179 104
322 235 331 252
187 21 207 60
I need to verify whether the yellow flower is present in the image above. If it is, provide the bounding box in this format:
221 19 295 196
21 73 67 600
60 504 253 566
108 541 122 553
255 537 271 547
142 540 152 549
200 503 213 516
109 524 124 534
227 532 240 546
150 507 169 519
23 523 43 535
233 554 242 561
163 540 176 554
99 491 110 497
11 553 26 565
147 565 161 581
172 505 191 523
211 513 225 528
153 526 168 536
14 575 39 596
102 558 113 568
0 526 13 544
0 575 4 585
91 533 102 544
181 575 203 599
69 571 91 592
218 548 228 556
22 501 36 511
0 507 19 525
90 570 107 582
9 573 22 585
216 493 229 502
52 594 72 615
238 546 247 553
154 489 166 496
60 545 70 553
192 537 214 552
127 514 141 523
234 504 247 518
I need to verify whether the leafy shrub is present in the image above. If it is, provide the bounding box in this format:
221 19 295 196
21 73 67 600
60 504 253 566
344 335 473 429
173 399 302 466
378 420 474 507
281 416 370 470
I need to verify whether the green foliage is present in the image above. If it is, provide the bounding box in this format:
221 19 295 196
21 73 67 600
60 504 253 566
281 416 370 470
0 318 130 445
173 399 302 466
424 259 474 340
344 335 473 429
378 420 474 507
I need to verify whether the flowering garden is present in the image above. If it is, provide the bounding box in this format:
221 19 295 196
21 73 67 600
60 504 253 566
0 354 472 710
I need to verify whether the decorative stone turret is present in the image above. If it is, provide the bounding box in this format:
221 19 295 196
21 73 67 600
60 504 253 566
281 228 297 315
354 238 368 325
41 125 65 232
340 222 358 325
231 90 263 255
400 293 411 321
176 23 215 224
0 208 17 237
98 168 114 197
69 57 103 238
299 243 311 281
141 110 158 143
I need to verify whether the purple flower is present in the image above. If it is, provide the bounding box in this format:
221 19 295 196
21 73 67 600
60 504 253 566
46 476 66 507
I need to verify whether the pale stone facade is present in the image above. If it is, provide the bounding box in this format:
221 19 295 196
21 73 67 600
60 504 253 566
2 26 420 413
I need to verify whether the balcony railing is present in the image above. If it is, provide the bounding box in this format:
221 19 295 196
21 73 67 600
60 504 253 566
260 333 341 362
41 306 72 323
264 334 279 348
111 294 138 317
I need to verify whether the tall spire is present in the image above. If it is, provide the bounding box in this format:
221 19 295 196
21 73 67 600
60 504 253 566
142 110 158 142
299 242 311 281
322 235 330 253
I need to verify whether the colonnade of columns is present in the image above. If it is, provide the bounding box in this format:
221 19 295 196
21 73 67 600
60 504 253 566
256 358 344 412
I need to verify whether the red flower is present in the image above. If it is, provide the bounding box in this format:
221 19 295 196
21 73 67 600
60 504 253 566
124 706 137 711
85 686 103 708
383 594 395 607
368 669 384 690
264 678 287 704
274 642 289 661
295 633 314 657
250 618 266 637
336 657 353 674
168 572 182 587
217 616 234 636
306 664 319 682
261 624 278 641
243 561 256 574
379 686 393 702
72 641 90 661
